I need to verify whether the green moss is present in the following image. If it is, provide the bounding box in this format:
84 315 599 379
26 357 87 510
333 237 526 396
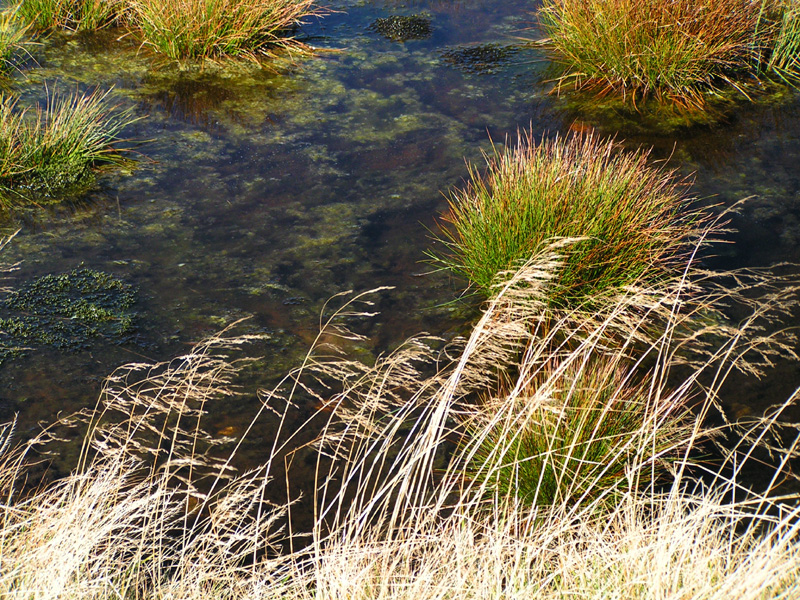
0 267 137 363
370 15 432 42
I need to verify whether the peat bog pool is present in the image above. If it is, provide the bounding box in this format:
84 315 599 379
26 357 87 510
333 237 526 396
2 0 800 487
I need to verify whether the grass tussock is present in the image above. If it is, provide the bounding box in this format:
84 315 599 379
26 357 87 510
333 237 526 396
0 88 137 201
769 0 800 78
0 9 28 69
12 0 121 31
538 0 800 108
431 130 699 305
10 0 318 61
1 237 800 598
466 354 692 510
126 0 316 61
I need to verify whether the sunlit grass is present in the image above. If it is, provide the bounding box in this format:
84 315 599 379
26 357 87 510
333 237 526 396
0 252 799 597
430 130 699 306
10 0 318 61
466 355 692 510
768 0 800 80
127 0 316 61
0 88 137 201
538 0 800 108
0 9 28 70
12 0 121 31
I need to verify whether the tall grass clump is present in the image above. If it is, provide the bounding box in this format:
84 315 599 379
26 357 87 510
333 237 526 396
431 131 698 306
0 251 799 598
0 9 28 69
299 257 800 598
768 0 800 79
12 0 121 31
0 88 137 200
9 0 318 61
121 0 316 61
465 354 692 510
538 0 799 108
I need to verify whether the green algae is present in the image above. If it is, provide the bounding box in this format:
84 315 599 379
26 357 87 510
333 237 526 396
0 267 137 364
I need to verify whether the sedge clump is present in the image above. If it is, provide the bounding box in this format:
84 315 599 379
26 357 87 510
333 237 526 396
0 88 136 201
538 0 800 109
432 131 699 307
11 0 318 61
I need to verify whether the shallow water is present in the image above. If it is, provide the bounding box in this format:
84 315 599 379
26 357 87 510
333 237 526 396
1 0 800 492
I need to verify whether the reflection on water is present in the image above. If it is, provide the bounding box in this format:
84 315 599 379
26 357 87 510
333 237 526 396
0 0 799 487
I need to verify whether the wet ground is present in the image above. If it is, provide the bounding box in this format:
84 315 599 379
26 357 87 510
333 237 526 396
1 0 800 492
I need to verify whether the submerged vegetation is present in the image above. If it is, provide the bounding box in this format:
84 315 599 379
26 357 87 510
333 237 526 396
370 14 432 42
0 267 137 364
10 0 318 60
0 88 136 201
441 43 521 74
431 130 697 304
538 0 800 108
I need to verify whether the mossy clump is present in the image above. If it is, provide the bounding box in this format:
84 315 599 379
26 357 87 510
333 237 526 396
0 267 137 364
370 14 432 42
441 43 520 74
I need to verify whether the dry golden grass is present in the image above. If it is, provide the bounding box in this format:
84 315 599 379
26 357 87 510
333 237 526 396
1 240 800 599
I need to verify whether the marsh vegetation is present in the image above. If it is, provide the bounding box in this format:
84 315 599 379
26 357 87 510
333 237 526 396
0 0 798 597
11 0 318 60
2 248 800 598
539 0 800 108
430 131 700 305
0 88 136 202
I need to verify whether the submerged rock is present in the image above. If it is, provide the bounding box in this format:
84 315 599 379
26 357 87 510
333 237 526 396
370 15 433 42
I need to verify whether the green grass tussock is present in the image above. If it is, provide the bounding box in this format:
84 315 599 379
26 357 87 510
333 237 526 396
538 0 800 108
431 130 697 305
127 0 316 61
466 354 692 510
769 0 800 79
13 0 121 32
0 9 28 69
10 0 318 61
0 88 137 201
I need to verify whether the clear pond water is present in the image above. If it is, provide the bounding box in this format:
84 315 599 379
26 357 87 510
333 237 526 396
1 0 800 492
